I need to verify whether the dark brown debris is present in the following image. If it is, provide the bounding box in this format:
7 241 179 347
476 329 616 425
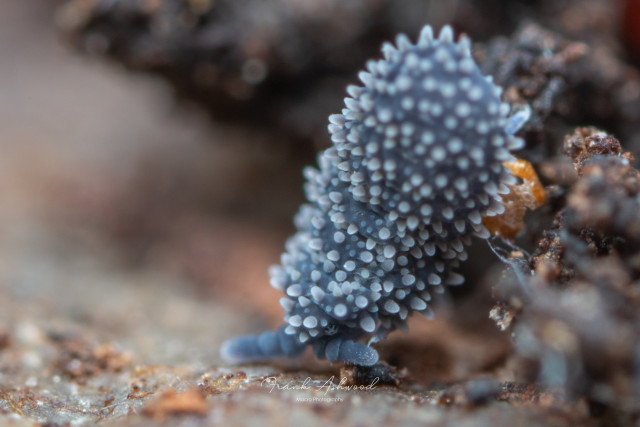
492 127 640 420
340 361 407 387
476 22 640 160
475 23 589 131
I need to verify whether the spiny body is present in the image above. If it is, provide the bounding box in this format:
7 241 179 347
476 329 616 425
221 25 524 366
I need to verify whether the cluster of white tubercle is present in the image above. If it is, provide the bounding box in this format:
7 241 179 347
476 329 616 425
222 25 524 366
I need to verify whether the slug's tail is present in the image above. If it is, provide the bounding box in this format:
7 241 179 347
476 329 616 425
221 326 379 366
220 326 306 364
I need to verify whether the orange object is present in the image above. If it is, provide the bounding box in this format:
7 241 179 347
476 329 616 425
483 159 546 239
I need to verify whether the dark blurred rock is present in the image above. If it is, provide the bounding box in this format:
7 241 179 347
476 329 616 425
57 0 638 155
57 0 396 153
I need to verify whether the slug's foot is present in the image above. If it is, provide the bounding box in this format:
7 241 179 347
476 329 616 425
312 337 379 366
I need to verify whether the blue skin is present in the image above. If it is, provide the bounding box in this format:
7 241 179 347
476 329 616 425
220 326 379 366
505 104 531 136
219 106 530 367
218 23 536 368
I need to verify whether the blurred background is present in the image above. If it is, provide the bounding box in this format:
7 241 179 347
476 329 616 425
0 0 639 389
1 0 640 424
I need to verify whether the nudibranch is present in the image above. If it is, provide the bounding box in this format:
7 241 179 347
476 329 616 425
221 25 525 366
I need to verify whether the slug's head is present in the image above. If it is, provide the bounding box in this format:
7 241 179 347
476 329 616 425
328 26 523 241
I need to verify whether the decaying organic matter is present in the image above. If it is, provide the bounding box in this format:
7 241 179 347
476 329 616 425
491 127 640 419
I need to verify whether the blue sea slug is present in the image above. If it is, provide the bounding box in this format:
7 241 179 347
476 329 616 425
221 25 525 366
